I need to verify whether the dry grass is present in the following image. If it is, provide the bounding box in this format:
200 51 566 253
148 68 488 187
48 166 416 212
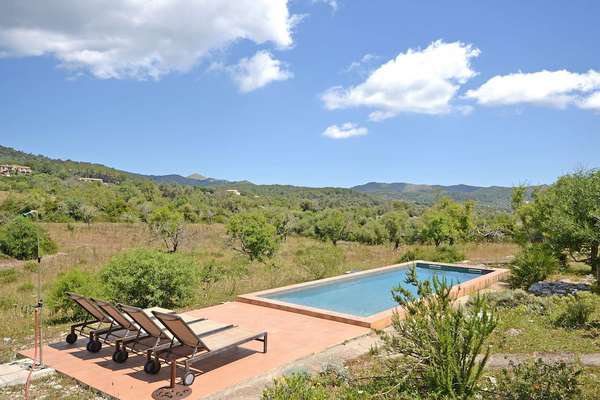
0 223 519 364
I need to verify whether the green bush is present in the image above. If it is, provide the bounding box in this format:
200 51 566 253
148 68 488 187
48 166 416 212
510 245 559 289
262 373 329 400
295 243 344 279
481 289 552 315
489 359 581 400
46 269 106 320
0 217 57 260
100 249 199 308
553 294 594 329
398 245 465 263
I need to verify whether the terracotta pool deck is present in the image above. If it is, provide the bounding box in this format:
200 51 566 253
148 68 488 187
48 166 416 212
22 301 369 400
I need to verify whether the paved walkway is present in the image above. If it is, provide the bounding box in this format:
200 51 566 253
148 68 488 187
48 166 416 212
21 301 368 400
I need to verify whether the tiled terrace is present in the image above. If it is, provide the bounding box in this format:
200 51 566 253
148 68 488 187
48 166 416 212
23 301 368 399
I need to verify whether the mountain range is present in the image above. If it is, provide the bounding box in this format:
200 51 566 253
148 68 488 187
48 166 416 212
0 144 525 209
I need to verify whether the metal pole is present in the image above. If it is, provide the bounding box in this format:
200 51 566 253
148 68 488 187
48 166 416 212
37 230 43 367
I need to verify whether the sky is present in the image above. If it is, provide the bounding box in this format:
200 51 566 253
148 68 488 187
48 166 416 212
0 0 599 188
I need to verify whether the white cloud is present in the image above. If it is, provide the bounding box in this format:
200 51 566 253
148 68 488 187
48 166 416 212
465 70 600 111
313 0 338 11
344 53 379 73
0 0 296 80
322 40 480 120
229 50 292 92
322 122 368 139
579 91 600 112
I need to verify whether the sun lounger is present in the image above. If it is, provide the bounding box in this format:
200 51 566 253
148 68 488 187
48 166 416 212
91 298 155 362
152 310 267 386
118 304 232 374
65 292 125 352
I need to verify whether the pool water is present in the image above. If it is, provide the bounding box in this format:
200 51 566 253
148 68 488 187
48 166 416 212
262 263 488 317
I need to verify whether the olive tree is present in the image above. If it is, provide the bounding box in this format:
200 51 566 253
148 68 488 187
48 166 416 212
147 206 185 252
227 211 279 262
314 209 346 246
382 210 409 249
517 170 600 281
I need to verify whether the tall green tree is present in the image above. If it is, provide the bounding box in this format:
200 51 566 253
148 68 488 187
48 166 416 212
519 170 600 280
420 198 472 247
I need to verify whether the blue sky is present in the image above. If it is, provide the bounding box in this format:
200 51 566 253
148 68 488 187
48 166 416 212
0 0 598 187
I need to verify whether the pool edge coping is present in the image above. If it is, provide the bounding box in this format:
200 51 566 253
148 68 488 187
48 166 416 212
237 260 510 329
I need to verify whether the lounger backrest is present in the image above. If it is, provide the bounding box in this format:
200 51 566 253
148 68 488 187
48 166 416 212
93 299 135 330
152 311 201 348
67 292 109 322
119 304 164 338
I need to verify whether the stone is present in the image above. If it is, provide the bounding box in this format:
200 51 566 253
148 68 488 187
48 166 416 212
506 328 522 337
528 281 591 297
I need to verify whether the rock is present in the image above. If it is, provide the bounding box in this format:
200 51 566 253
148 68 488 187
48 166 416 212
506 328 522 337
2 337 11 345
528 281 591 296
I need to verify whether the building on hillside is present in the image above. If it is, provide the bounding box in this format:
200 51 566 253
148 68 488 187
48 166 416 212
78 177 105 184
0 164 32 176
225 189 241 196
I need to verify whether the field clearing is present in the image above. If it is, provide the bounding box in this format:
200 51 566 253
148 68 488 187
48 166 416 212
0 223 518 364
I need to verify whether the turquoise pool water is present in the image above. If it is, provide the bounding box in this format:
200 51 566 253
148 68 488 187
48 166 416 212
262 263 488 317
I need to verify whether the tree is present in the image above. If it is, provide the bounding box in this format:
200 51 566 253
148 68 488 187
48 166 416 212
227 211 279 262
420 198 472 247
295 243 343 279
0 216 57 260
314 209 346 246
382 210 409 249
520 170 600 281
147 206 185 252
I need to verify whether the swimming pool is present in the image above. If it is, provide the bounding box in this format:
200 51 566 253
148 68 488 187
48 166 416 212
262 262 487 317
238 260 509 329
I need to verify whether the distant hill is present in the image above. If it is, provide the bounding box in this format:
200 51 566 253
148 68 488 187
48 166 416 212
0 144 530 209
351 182 530 209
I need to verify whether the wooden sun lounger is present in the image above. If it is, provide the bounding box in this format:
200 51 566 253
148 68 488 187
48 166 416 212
118 304 232 374
152 310 267 386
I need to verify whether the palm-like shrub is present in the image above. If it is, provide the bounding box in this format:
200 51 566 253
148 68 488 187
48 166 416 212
510 245 559 289
381 267 496 400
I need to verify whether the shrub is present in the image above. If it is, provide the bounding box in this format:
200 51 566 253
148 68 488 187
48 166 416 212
489 359 581 400
262 373 329 400
47 269 106 320
295 243 344 279
398 245 465 264
100 249 199 308
509 245 559 289
481 289 551 315
381 267 496 399
17 282 34 292
553 293 594 329
0 217 57 260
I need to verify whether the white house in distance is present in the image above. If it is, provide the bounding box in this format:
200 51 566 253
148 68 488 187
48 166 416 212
0 164 32 176
78 177 105 184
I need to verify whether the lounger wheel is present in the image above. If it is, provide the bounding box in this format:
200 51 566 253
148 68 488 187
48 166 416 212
183 372 195 386
87 340 102 353
65 332 77 344
144 359 161 374
112 350 129 363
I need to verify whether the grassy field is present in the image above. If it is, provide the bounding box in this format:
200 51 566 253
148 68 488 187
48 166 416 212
0 223 518 364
